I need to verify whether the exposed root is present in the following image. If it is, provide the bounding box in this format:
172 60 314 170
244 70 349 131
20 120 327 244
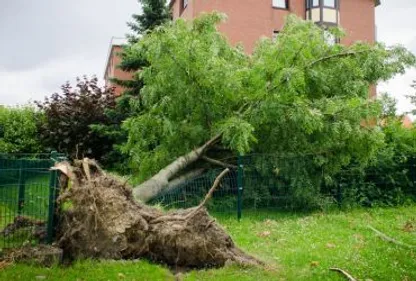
56 160 261 268
0 261 12 271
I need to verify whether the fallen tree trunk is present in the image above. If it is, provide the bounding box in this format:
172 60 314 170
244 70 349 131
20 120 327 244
55 159 260 268
133 134 221 203
163 168 207 194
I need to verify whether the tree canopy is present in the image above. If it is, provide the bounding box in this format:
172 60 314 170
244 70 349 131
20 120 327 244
36 77 116 162
95 0 171 171
122 13 415 183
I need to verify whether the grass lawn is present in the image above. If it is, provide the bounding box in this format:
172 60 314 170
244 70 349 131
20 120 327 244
0 172 51 248
0 172 50 219
1 205 416 280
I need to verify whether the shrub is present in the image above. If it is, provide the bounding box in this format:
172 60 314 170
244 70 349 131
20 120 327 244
36 77 117 164
336 120 416 207
0 106 42 153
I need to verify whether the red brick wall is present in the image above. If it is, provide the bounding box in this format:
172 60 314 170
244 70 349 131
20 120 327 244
340 0 376 45
171 0 376 52
171 0 195 20
170 0 377 96
174 0 303 53
107 0 377 97
105 45 133 97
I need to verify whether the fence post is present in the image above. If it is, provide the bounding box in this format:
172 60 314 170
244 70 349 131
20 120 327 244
237 155 243 221
337 182 343 208
17 159 26 215
46 151 59 244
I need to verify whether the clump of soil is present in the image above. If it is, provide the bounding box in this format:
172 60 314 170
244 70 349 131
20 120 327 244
1 245 63 267
0 216 46 242
56 159 260 268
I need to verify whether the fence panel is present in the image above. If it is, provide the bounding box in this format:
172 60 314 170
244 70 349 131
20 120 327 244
143 154 416 219
0 153 63 249
150 169 239 215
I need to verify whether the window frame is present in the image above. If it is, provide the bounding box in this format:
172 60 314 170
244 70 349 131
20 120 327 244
306 0 338 9
272 30 280 41
323 0 337 9
272 0 289 10
322 25 340 44
180 0 188 15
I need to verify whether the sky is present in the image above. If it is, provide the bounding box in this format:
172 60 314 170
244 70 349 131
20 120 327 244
0 0 415 116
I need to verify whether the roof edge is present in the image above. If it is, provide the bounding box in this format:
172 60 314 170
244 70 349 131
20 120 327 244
104 37 127 80
168 0 381 8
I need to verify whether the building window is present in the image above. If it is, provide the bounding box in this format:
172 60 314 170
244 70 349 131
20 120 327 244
307 0 336 8
323 0 336 8
272 0 288 9
323 30 337 45
180 0 188 15
306 0 339 24
273 31 280 41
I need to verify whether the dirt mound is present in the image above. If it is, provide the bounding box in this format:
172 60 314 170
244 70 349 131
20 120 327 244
56 159 260 268
1 245 63 267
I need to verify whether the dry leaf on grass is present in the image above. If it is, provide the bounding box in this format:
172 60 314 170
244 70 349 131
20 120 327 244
402 221 415 233
310 261 320 267
326 243 336 249
257 231 271 237
0 261 12 270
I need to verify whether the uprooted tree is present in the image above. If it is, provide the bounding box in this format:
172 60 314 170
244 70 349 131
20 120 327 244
122 13 415 203
37 13 414 268
54 159 260 267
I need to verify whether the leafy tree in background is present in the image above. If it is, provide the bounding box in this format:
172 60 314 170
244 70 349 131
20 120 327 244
408 81 416 117
127 0 171 44
94 0 171 171
339 97 416 207
121 13 416 203
36 77 116 163
0 106 42 153
379 93 398 119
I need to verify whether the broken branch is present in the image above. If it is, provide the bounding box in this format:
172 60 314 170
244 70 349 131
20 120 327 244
329 268 357 281
368 225 416 249
202 156 237 169
186 168 230 219
196 168 230 210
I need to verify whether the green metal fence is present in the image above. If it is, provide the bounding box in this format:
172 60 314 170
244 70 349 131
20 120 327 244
151 154 416 219
0 153 64 249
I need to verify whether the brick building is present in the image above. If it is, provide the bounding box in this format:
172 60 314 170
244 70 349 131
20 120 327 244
104 38 131 96
105 0 381 95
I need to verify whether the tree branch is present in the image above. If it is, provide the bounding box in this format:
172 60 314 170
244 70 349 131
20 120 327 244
329 268 357 281
308 49 371 67
368 225 416 249
194 168 230 211
202 156 237 169
150 168 230 224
